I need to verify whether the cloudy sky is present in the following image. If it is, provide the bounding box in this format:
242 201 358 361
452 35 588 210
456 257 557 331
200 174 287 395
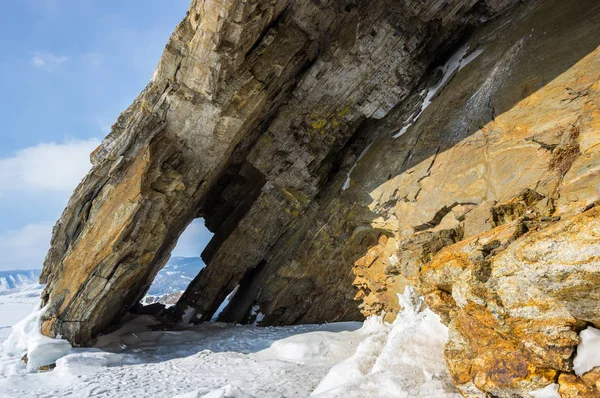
0 0 212 270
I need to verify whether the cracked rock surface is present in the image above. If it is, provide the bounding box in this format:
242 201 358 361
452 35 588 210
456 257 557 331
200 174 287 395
41 0 600 395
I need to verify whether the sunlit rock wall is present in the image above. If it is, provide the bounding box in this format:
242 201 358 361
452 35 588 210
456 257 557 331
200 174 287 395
40 0 600 395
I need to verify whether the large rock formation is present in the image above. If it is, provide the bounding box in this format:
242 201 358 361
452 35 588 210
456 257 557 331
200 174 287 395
40 0 600 396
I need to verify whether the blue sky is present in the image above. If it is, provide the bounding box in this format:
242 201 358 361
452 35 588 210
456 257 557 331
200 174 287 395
0 0 212 270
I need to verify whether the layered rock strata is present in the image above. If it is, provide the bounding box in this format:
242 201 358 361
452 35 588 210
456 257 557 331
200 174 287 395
345 0 600 395
40 0 600 396
40 0 519 343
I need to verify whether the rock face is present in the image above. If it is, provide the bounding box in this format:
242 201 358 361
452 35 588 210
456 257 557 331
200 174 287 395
40 0 600 395
39 0 520 342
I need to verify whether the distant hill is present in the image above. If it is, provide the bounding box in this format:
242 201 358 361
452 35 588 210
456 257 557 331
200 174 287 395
0 270 41 294
147 256 205 297
142 256 204 306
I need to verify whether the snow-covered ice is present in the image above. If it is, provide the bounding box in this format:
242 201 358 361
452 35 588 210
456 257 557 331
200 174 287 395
4 305 71 371
175 384 253 398
0 312 364 397
0 283 460 397
573 326 600 376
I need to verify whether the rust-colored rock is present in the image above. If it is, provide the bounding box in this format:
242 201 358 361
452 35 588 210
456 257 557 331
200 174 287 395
558 368 600 398
39 0 600 396
421 205 600 396
413 204 600 397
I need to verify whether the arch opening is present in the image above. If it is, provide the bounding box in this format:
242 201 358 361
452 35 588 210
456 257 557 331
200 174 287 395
139 218 213 308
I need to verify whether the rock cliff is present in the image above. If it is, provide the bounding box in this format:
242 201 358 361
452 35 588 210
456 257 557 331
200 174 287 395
40 0 600 396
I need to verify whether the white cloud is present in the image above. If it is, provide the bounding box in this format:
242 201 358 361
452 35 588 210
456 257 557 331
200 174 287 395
0 222 53 269
0 139 100 270
0 139 100 194
31 52 68 71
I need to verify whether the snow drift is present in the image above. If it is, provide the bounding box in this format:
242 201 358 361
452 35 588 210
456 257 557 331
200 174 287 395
311 286 459 397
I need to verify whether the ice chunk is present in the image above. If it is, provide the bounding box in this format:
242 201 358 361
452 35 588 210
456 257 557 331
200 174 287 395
3 305 72 371
311 286 458 397
249 304 265 325
55 350 125 374
26 334 71 371
573 326 600 376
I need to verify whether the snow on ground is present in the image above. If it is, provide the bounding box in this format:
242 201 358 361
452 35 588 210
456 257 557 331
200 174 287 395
0 284 459 397
1 313 364 397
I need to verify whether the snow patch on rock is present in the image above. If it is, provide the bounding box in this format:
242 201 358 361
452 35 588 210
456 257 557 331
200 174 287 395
342 143 373 191
528 383 560 398
211 285 239 321
392 45 483 139
311 286 459 397
573 326 600 376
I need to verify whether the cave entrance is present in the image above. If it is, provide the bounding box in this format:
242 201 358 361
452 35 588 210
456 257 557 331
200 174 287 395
140 218 213 307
